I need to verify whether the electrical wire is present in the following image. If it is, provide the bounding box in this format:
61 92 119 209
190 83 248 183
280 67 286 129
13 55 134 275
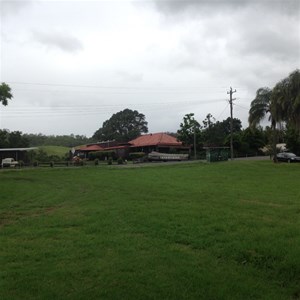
216 103 229 120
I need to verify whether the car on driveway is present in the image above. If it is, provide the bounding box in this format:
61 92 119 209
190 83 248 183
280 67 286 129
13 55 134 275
276 152 300 163
1 158 19 168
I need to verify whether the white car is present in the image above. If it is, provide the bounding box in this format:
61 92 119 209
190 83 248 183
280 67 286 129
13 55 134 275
1 158 19 168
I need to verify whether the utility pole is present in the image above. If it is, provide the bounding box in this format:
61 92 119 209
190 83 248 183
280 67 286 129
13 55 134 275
194 124 197 160
227 87 236 160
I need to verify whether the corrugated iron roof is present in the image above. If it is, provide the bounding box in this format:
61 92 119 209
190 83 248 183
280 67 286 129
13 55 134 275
129 133 182 147
0 147 37 151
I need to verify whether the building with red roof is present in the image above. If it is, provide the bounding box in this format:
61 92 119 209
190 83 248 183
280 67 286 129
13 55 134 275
76 132 190 159
129 132 188 153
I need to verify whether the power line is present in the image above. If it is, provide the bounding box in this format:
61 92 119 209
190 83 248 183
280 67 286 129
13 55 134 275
8 81 246 91
216 103 229 120
233 103 249 110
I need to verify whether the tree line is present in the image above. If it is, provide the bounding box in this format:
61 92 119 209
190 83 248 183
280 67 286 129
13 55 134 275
0 129 92 148
1 69 299 156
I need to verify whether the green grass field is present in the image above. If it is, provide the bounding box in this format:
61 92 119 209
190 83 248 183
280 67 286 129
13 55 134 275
39 146 70 157
1 161 299 299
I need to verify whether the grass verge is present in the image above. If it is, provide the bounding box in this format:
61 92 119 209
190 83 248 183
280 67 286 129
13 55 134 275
1 161 299 299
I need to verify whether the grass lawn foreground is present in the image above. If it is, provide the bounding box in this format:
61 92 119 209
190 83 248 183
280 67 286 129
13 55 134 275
1 161 300 299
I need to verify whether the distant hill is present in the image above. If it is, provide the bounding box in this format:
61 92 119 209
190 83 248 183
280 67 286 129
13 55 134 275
39 146 70 158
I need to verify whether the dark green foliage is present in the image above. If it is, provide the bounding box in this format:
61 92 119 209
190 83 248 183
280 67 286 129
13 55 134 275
202 116 242 147
117 157 123 164
285 126 300 155
228 127 266 157
206 148 229 162
23 133 91 147
107 158 113 165
177 113 201 146
94 158 99 165
248 69 300 159
29 149 63 163
93 108 148 142
0 82 13 106
0 129 29 148
128 152 145 159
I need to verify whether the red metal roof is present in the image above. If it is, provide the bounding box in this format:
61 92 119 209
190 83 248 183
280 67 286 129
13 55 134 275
129 133 182 147
78 144 103 151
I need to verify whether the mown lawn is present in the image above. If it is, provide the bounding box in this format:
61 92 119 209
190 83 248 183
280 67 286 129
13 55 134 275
0 161 299 299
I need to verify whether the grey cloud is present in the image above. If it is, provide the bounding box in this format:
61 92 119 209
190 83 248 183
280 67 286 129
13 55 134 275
0 0 32 17
231 5 300 62
158 0 299 72
238 29 300 61
32 30 83 53
153 0 300 17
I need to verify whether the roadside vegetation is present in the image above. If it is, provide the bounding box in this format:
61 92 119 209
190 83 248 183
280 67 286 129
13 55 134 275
1 161 299 299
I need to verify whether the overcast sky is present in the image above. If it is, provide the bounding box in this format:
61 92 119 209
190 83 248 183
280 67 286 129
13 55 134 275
0 0 299 137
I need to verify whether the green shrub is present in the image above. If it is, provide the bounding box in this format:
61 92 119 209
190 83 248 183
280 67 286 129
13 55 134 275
33 161 39 167
94 158 99 165
129 152 145 160
107 158 113 165
117 157 123 165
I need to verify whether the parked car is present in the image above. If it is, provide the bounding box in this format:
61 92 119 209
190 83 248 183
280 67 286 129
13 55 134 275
1 158 19 168
276 152 300 163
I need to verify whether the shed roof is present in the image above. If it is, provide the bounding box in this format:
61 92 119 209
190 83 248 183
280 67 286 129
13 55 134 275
0 147 37 152
129 133 182 147
78 144 103 151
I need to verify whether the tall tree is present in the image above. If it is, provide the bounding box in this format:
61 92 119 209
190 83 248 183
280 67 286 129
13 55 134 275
0 129 29 148
93 109 148 142
273 69 300 131
0 82 13 106
177 113 201 146
248 87 273 128
249 69 300 159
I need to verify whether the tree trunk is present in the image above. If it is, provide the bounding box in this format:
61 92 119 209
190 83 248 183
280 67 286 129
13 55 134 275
272 123 278 163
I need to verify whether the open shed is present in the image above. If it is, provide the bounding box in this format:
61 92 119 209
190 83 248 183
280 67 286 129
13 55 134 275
0 147 37 162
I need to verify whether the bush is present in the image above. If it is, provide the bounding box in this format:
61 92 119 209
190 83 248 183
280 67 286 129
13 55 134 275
129 152 145 160
117 157 123 165
50 161 54 168
94 158 99 166
33 161 39 167
107 158 113 165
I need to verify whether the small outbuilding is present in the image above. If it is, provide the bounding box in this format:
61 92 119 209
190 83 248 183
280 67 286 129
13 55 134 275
0 147 37 162
203 147 229 162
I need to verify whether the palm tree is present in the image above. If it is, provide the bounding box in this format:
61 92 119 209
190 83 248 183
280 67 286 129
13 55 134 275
0 82 13 106
285 69 300 131
248 69 300 161
248 87 279 161
248 87 273 128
